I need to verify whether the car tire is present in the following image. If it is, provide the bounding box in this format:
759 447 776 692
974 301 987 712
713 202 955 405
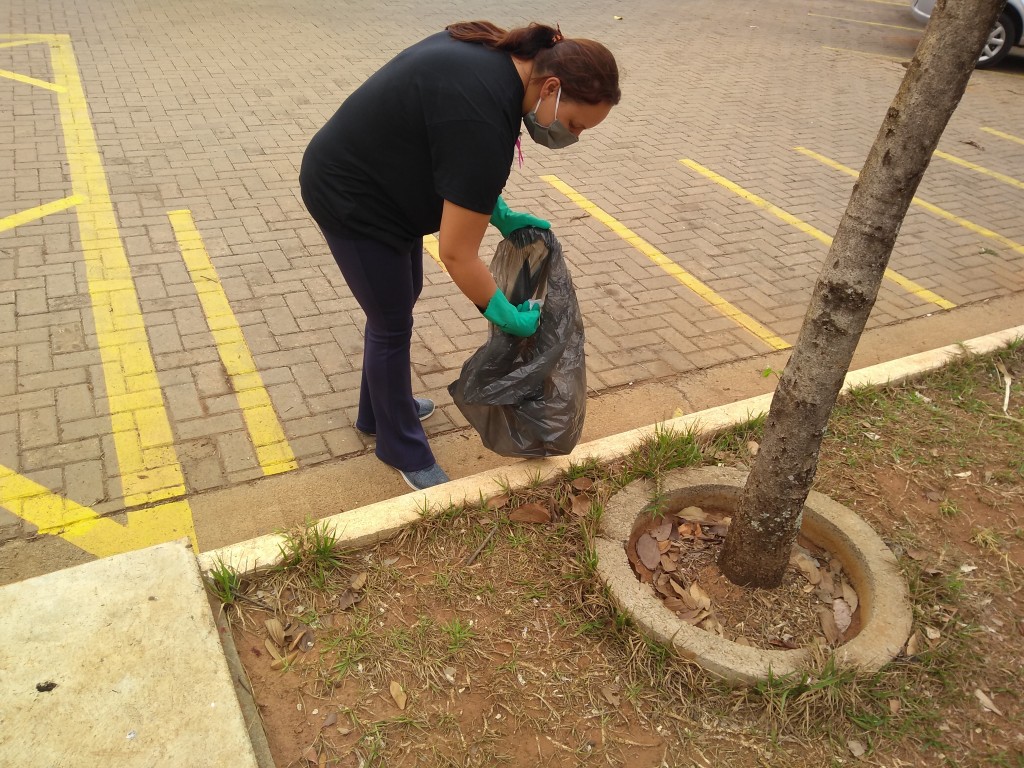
976 11 1015 69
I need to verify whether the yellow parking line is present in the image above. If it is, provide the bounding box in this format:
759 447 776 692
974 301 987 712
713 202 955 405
0 195 82 234
0 67 64 92
169 209 298 476
796 146 1024 261
822 45 905 63
980 127 1024 147
934 150 1024 191
541 174 790 350
51 35 187 505
682 158 955 310
0 466 197 557
423 234 447 272
0 40 44 49
807 13 918 31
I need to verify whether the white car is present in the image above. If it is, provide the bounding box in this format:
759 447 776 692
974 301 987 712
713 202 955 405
911 0 1023 68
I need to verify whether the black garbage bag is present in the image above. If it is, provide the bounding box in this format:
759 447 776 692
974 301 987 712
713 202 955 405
448 227 586 457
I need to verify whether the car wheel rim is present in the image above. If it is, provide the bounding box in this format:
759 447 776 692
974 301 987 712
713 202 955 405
980 23 1007 62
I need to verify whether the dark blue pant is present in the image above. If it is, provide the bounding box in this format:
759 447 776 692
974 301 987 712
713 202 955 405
321 228 435 472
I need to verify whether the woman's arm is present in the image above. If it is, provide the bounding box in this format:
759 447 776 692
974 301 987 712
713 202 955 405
438 200 498 308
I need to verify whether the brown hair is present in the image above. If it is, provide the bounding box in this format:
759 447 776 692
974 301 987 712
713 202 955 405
447 21 620 106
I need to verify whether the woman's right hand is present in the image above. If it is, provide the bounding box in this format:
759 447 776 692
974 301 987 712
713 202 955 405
482 289 541 337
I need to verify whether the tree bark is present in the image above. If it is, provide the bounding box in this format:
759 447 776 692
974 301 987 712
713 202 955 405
718 0 1006 588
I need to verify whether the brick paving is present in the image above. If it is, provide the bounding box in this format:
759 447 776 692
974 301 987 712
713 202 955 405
2 0 1024 542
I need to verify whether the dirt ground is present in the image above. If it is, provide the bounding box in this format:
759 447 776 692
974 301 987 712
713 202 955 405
222 344 1023 767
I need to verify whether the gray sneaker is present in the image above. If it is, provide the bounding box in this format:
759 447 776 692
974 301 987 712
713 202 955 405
356 398 435 436
398 463 450 491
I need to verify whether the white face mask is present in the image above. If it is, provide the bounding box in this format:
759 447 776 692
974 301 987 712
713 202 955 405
524 88 578 149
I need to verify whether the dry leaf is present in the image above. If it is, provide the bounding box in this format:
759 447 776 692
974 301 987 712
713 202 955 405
746 440 760 456
925 489 943 502
271 651 299 670
337 590 357 611
319 753 327 768
833 598 853 634
571 477 594 492
816 606 841 644
509 503 550 524
924 626 941 641
636 534 662 571
689 582 712 611
652 519 673 541
350 572 368 591
265 618 285 648
680 608 710 625
974 688 1004 716
792 553 822 585
659 554 677 572
847 739 866 758
321 712 338 730
841 581 859 614
904 632 922 657
485 493 510 509
680 506 712 522
390 681 408 710
657 538 672 553
906 548 926 561
735 636 752 647
888 699 901 715
570 495 590 517
601 685 621 707
265 639 283 661
663 596 688 612
382 556 400 567
302 746 319 764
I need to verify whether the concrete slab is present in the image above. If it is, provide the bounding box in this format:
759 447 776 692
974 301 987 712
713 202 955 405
0 540 261 767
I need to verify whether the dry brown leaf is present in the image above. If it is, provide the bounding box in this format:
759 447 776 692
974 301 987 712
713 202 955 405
791 553 822 585
271 651 299 670
509 503 551 524
904 632 922 657
841 581 859 614
924 626 941 641
847 739 866 758
746 440 760 457
570 495 591 517
485 493 510 509
680 608 710 625
833 598 853 634
337 590 357 611
680 506 711 522
888 699 901 715
265 618 285 648
571 476 594 492
657 538 672 553
350 572 368 591
302 746 319 765
318 753 327 768
663 596 688 612
652 519 673 541
601 685 621 707
925 489 943 502
689 582 712 611
735 636 752 647
390 681 408 710
974 688 1004 716
816 606 841 644
264 639 283 661
659 554 677 572
906 548 926 561
321 712 338 731
636 534 661 571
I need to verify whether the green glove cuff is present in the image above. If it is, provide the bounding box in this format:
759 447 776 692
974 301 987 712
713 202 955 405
482 289 540 337
489 195 551 238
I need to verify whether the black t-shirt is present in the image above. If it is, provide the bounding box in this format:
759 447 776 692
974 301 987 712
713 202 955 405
300 31 524 248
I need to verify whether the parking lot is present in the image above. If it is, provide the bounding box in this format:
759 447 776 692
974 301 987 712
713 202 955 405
2 0 1024 578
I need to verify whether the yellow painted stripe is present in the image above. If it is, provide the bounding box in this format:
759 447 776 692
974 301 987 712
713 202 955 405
0 67 64 92
423 234 447 272
807 13 918 31
0 465 197 557
51 35 187 505
682 157 955 310
0 40 43 49
797 146 1024 262
169 209 298 476
541 175 790 350
0 195 82 234
934 150 1024 191
822 45 904 63
980 127 1024 147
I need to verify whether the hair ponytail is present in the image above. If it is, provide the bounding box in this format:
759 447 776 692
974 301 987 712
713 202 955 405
447 20 621 106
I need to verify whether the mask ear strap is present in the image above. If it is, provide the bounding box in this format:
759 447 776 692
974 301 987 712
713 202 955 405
553 86 561 115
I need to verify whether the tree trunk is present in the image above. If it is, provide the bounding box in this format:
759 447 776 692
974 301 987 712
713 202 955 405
718 0 1006 588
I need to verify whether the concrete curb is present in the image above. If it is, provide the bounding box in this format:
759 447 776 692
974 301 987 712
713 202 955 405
597 466 913 684
198 323 1024 576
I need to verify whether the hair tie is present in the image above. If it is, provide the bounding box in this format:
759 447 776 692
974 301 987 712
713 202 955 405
551 24 563 44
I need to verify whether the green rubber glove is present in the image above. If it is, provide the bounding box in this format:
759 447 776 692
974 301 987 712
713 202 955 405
482 289 541 337
489 196 551 238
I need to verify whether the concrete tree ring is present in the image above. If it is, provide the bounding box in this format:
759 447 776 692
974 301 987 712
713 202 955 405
596 466 913 685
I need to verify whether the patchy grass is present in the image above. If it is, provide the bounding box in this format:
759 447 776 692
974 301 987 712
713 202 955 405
227 344 1023 767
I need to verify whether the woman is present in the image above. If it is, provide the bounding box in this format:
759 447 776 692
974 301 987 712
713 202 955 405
300 21 620 490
